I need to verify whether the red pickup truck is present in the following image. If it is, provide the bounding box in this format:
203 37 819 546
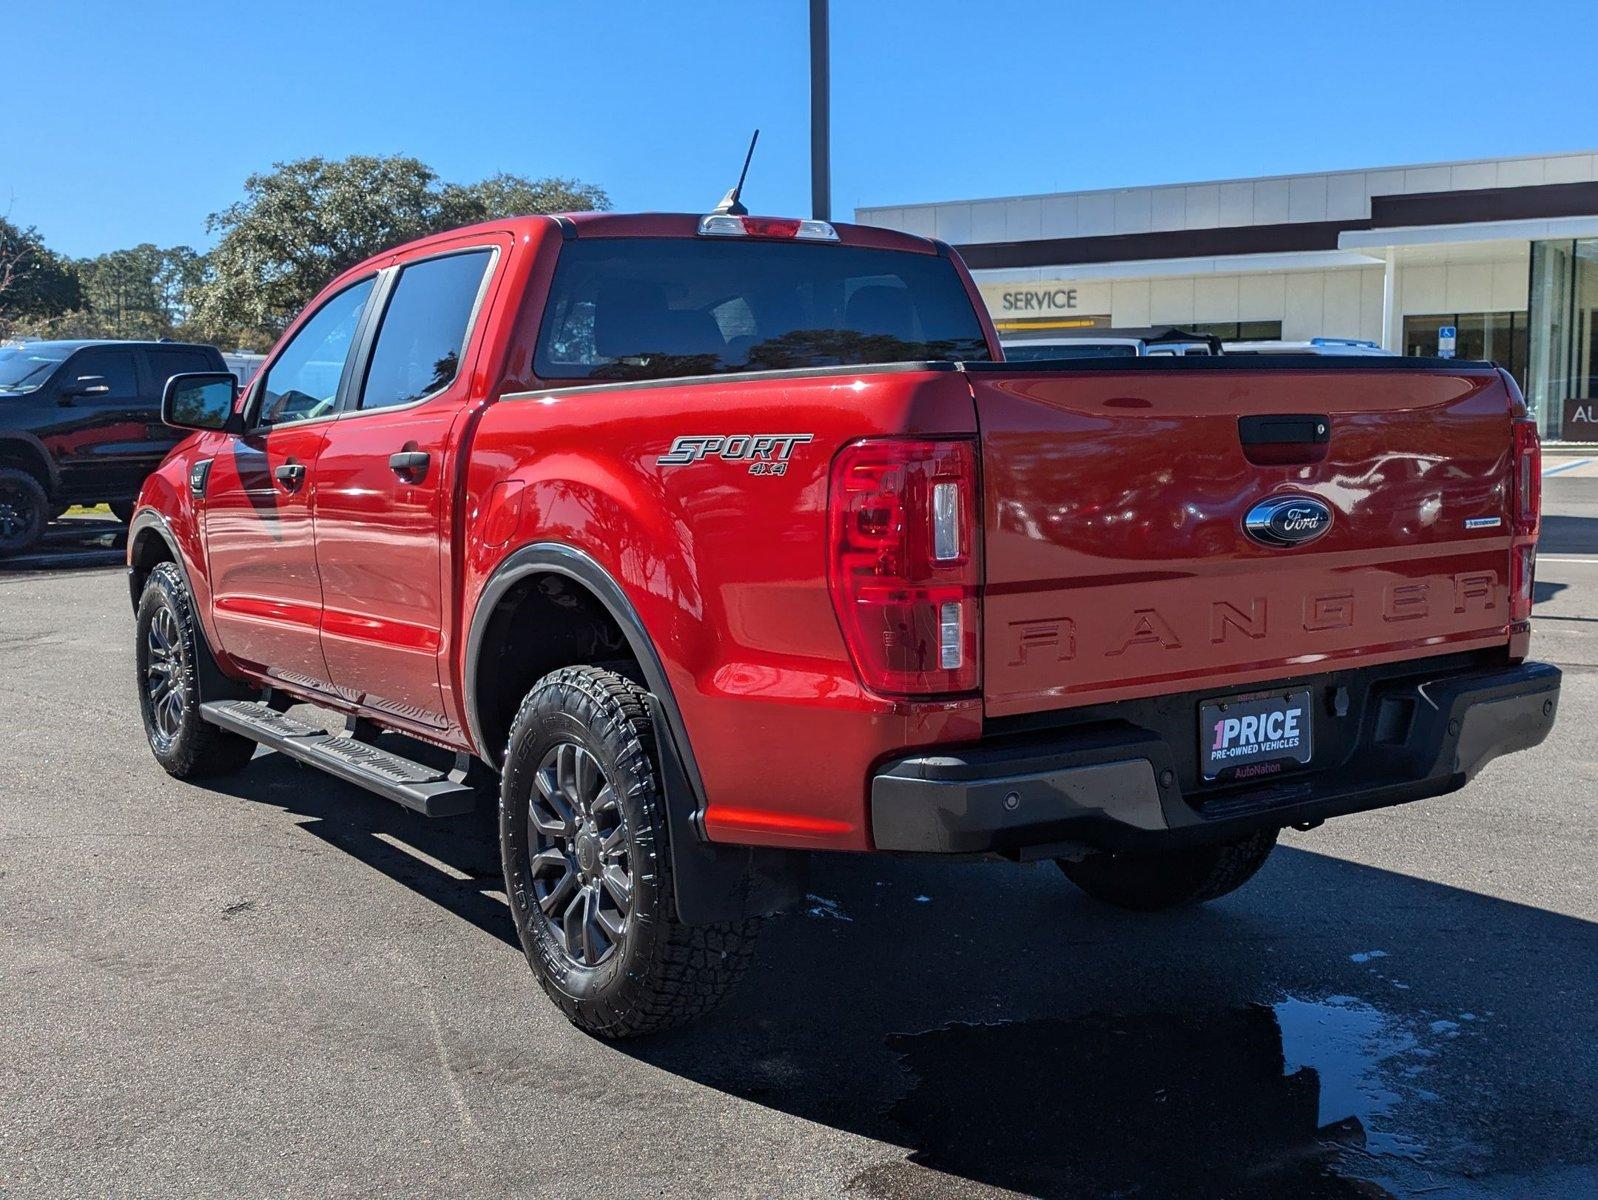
128 210 1559 1037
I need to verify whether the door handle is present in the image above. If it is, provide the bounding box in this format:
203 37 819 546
389 450 430 479
274 462 306 489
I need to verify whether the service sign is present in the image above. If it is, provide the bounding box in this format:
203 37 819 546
978 279 1112 324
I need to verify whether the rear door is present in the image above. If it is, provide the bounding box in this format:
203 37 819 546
974 361 1517 719
203 276 378 688
313 240 503 730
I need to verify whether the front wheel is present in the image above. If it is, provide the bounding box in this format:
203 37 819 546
0 468 49 557
1057 829 1279 911
500 666 760 1038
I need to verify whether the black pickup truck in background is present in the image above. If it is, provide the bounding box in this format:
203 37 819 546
0 339 229 555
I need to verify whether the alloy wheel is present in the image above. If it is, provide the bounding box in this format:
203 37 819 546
528 740 633 968
144 604 185 748
0 485 35 549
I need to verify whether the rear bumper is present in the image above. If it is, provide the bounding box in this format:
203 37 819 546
870 660 1561 855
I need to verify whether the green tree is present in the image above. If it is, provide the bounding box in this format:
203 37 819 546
61 244 205 339
441 173 610 227
0 218 82 338
192 155 610 342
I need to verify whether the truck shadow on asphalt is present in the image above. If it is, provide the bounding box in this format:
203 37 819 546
208 750 1598 1200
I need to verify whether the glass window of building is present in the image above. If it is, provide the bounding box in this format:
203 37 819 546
1401 312 1528 391
1528 239 1598 442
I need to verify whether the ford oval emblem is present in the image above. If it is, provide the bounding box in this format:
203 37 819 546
1243 495 1334 547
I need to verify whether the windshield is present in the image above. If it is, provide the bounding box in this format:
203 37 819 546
1002 342 1139 361
534 237 991 382
0 348 68 394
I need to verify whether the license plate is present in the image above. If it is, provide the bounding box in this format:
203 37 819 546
1200 689 1313 781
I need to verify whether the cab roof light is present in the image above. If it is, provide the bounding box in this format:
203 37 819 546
698 214 839 241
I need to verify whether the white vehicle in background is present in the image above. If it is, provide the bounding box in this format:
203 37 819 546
221 352 267 384
1001 326 1221 361
1223 337 1395 356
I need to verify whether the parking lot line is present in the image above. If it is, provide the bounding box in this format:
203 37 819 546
1542 458 1592 477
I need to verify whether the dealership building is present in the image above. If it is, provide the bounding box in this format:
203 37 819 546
856 151 1598 442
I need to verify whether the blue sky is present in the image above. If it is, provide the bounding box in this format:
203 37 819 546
8 0 1595 259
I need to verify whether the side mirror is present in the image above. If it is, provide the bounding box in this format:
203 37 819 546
161 372 241 433
59 375 111 403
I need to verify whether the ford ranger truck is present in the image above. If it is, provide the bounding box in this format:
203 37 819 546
127 210 1560 1037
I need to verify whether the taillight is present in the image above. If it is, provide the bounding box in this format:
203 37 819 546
1509 415 1541 626
828 438 980 696
1512 417 1541 537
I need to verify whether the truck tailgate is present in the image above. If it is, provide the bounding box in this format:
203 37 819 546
973 361 1517 719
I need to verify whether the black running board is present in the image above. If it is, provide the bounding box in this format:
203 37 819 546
200 700 477 817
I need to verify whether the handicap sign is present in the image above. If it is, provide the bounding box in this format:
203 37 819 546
1438 325 1457 358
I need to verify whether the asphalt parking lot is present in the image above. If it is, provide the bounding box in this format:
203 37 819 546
1 477 1594 1200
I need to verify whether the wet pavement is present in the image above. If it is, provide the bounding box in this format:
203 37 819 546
1 478 1594 1198
626 844 1597 1200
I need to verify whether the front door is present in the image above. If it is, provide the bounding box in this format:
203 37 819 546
43 346 146 502
203 275 378 689
314 244 501 729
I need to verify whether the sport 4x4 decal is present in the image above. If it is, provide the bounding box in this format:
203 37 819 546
657 434 813 474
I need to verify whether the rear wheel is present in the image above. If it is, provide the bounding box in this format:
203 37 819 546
1057 829 1279 911
0 468 48 557
501 666 760 1038
136 562 257 779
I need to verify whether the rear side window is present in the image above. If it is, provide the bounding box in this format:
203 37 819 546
359 249 493 410
534 237 991 382
146 348 218 390
67 349 140 399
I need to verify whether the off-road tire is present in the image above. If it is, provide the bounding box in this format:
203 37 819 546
0 467 49 557
135 562 257 779
501 666 760 1038
1057 828 1279 911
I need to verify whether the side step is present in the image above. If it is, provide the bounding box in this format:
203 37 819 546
200 700 478 817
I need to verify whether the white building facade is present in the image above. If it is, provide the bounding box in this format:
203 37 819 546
856 152 1598 442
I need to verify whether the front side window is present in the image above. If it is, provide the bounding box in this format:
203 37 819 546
359 250 493 411
257 277 376 427
533 237 991 382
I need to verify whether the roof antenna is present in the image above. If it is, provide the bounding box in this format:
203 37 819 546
713 129 760 216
